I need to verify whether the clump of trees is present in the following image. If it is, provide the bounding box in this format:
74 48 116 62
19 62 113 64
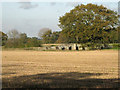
1 30 41 48
1 4 119 49
58 4 118 46
40 4 118 47
38 28 60 44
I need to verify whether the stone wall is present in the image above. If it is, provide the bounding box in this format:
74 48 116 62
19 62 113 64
42 44 83 51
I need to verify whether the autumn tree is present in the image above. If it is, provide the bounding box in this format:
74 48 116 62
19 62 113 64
18 33 28 47
6 30 20 48
26 37 41 47
0 31 8 46
8 29 20 39
58 4 118 48
38 28 51 39
51 31 61 43
5 30 41 48
109 27 118 43
42 30 52 44
40 29 61 44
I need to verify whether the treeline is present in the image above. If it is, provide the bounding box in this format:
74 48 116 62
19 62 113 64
0 30 41 48
39 4 119 46
39 29 61 44
1 4 119 49
1 26 118 48
39 27 119 44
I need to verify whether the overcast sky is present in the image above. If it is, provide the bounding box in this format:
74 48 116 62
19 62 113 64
1 1 119 37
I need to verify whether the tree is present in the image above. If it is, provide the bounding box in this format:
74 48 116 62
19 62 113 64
8 29 20 39
0 31 8 46
56 32 71 43
118 26 120 43
41 30 60 44
109 27 118 43
6 30 20 48
38 28 51 39
26 37 41 47
51 31 61 43
38 28 61 44
57 31 76 43
42 30 52 44
58 4 118 48
18 33 28 47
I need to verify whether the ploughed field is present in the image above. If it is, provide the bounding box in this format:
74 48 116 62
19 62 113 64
2 50 119 88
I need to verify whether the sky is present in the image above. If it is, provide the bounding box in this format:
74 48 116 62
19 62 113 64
1 1 119 37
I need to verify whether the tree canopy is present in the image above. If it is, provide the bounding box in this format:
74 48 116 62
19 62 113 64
58 4 118 45
4 30 41 48
41 30 60 44
38 28 51 39
0 31 8 46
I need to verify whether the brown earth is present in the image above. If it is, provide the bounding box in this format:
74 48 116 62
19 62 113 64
2 50 119 88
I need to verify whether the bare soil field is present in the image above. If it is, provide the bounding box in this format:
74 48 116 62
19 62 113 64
2 50 119 88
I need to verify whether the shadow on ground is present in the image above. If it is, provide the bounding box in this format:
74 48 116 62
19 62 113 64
2 72 119 88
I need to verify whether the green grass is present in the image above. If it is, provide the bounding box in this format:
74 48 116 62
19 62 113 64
102 47 120 50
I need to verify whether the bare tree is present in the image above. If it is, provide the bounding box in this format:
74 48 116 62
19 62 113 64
38 28 51 39
8 29 20 39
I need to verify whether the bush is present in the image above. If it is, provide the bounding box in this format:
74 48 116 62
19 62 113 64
112 43 120 49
